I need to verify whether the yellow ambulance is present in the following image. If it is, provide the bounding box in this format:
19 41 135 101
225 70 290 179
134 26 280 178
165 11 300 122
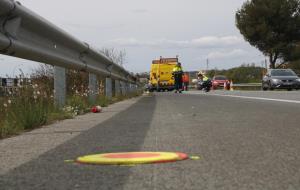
149 57 178 92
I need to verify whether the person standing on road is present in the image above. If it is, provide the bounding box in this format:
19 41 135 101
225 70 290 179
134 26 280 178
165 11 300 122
182 72 190 91
172 62 184 93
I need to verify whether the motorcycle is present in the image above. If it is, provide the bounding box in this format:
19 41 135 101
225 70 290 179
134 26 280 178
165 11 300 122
197 79 212 92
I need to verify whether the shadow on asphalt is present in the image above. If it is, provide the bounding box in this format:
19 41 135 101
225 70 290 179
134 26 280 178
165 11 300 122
0 96 157 190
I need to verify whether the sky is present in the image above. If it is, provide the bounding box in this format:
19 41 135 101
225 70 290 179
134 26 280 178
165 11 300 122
0 0 266 77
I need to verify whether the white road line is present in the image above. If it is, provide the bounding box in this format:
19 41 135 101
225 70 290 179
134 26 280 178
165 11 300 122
187 91 300 104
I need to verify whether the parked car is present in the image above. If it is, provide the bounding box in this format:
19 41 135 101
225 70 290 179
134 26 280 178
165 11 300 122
262 69 300 91
212 75 230 90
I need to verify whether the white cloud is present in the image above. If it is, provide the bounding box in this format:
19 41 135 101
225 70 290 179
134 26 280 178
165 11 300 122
207 49 247 59
108 36 243 49
191 36 243 47
131 9 148 14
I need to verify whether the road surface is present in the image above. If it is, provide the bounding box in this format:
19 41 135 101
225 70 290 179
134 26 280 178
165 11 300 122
1 91 300 190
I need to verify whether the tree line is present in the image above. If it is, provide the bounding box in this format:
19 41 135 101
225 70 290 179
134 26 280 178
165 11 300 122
206 64 265 83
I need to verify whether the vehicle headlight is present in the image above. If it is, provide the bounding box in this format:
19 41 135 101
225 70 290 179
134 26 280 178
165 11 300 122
271 79 281 83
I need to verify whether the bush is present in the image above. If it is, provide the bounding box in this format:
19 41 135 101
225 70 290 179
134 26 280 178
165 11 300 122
66 95 90 116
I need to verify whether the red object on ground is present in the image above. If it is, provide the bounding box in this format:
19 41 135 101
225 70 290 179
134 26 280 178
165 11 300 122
91 106 102 113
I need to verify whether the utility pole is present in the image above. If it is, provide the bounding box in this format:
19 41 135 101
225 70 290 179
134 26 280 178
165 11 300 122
206 58 209 72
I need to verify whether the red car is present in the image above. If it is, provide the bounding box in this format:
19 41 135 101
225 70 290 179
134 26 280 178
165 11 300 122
212 75 230 90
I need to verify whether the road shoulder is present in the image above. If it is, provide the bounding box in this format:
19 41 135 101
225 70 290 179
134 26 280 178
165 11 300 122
0 96 142 175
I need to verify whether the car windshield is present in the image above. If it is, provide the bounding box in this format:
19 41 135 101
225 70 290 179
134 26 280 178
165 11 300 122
214 76 227 80
271 70 297 76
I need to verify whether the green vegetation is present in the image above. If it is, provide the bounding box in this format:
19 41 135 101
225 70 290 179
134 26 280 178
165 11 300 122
0 66 142 139
0 84 141 139
236 0 300 69
0 48 138 139
206 64 265 83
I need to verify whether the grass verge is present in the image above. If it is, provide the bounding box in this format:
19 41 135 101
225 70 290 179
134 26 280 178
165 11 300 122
0 89 143 139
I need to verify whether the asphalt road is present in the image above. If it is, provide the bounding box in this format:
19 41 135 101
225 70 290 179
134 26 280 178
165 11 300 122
1 91 300 190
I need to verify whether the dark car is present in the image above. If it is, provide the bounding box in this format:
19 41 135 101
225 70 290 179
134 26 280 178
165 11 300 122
262 69 300 91
212 75 230 90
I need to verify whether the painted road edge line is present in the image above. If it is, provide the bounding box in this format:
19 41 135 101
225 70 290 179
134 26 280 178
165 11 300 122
187 91 300 104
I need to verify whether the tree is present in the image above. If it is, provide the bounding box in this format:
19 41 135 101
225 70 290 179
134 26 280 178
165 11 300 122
100 48 126 67
236 0 300 68
284 43 300 74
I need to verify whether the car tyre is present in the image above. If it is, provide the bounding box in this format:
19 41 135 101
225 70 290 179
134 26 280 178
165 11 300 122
268 82 274 90
262 83 268 91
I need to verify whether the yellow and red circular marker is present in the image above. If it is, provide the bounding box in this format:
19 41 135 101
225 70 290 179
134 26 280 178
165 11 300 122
76 152 188 165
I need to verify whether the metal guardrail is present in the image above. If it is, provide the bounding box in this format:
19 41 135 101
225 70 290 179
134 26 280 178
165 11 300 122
233 83 262 87
0 0 136 83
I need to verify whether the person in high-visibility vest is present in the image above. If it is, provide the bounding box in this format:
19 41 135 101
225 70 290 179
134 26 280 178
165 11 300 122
197 71 212 92
197 71 209 82
172 62 184 93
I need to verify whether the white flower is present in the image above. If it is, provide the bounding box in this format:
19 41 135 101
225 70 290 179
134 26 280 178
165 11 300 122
8 100 12 104
37 91 40 95
34 95 37 99
3 103 8 107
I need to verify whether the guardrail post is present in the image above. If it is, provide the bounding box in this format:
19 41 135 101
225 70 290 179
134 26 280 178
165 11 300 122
124 82 128 95
128 83 132 93
128 83 131 93
129 83 133 93
54 66 66 107
120 81 125 95
88 73 98 104
115 80 121 96
105 77 112 99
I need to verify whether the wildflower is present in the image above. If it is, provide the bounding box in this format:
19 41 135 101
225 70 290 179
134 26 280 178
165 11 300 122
3 103 7 107
37 91 40 95
34 95 37 100
8 100 12 104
